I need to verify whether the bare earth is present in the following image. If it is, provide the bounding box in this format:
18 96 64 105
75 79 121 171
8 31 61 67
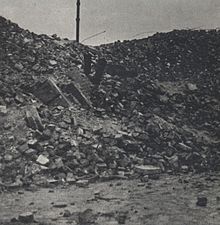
1 174 220 225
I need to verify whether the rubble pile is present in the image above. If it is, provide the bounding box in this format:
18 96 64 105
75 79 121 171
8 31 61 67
98 29 219 81
94 30 219 124
0 17 100 187
92 29 220 172
0 16 219 188
0 16 92 107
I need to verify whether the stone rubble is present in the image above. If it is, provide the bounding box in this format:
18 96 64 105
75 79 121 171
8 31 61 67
0 16 219 188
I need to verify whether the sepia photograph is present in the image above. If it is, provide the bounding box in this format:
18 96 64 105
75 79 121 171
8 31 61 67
0 0 219 224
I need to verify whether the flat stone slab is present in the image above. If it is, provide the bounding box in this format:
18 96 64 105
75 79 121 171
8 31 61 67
134 165 161 175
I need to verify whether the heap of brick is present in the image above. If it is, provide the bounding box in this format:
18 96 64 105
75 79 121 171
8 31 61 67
92 29 220 173
0 16 219 189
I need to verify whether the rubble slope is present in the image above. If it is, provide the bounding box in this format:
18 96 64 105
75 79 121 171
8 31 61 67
0 16 219 188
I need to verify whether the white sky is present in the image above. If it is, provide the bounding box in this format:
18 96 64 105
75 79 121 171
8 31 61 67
0 0 219 45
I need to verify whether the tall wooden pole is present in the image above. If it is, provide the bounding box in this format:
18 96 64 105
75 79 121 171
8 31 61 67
76 0 80 42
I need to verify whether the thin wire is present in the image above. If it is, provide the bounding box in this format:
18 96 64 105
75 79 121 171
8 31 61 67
81 30 106 43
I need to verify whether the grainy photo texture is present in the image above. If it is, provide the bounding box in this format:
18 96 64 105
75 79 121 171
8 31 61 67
0 1 219 224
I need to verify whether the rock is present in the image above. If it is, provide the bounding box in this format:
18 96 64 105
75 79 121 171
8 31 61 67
137 183 145 187
42 129 52 140
148 174 160 180
53 201 68 208
47 179 59 185
4 154 13 162
8 178 23 189
25 149 37 158
15 93 24 104
17 143 29 153
33 78 71 107
96 163 107 169
53 157 64 169
181 165 189 173
27 139 39 149
134 165 161 175
14 63 24 71
25 106 44 131
0 105 7 116
186 83 198 91
141 175 149 182
76 179 89 187
78 209 96 225
63 210 71 217
177 143 192 152
18 212 34 223
63 82 92 108
66 173 76 184
11 217 18 222
196 196 208 207
36 155 49 165
49 60 57 66
77 127 84 136
71 139 78 147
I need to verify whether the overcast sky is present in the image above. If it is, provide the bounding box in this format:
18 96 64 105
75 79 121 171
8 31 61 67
0 0 219 45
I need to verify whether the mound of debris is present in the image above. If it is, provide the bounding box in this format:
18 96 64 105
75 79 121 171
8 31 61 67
0 16 219 189
0 16 93 108
0 17 140 188
92 29 220 172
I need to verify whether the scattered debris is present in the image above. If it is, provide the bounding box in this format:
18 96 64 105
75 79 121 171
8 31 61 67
0 16 219 188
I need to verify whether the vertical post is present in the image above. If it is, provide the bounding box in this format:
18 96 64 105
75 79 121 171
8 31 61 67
76 0 80 42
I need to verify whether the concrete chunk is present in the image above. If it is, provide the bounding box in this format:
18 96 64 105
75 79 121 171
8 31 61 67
0 105 7 116
63 82 92 108
25 106 44 131
36 154 49 165
134 165 161 175
33 77 71 107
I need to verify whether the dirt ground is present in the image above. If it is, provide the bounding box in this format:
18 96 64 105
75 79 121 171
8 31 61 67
1 173 220 225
